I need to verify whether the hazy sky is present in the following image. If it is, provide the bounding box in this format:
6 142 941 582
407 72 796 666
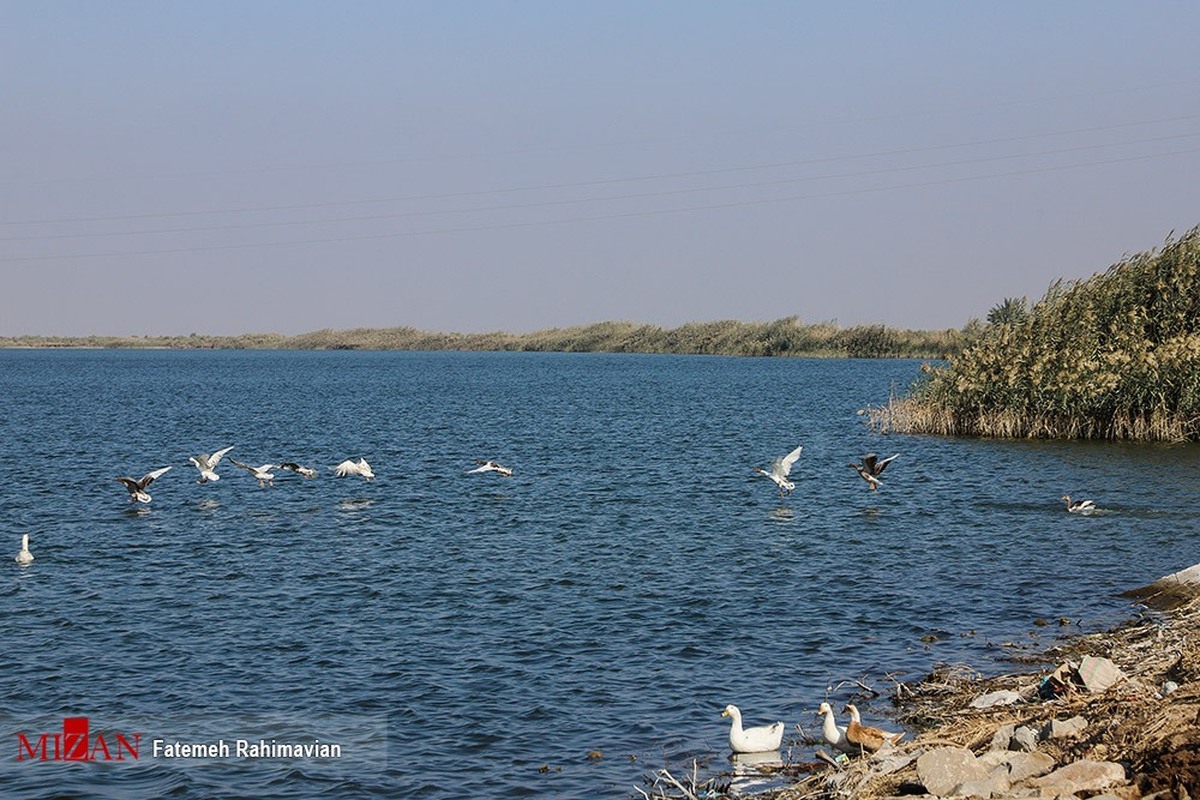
3 1 1199 336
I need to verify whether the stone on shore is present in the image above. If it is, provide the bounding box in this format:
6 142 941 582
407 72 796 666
1026 759 1126 793
915 747 988 795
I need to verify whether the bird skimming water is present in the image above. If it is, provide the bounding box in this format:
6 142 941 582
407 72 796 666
116 466 172 503
756 445 803 497
189 446 234 484
849 453 899 491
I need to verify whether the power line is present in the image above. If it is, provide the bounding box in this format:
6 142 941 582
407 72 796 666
3 145 1196 263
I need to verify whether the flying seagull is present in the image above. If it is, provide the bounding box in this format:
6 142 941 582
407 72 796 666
189 446 234 484
467 460 513 477
229 459 278 488
849 453 899 491
279 462 318 479
115 466 172 503
334 458 375 481
756 444 803 497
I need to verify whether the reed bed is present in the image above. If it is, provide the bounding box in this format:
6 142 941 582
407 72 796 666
1 318 965 359
871 225 1200 440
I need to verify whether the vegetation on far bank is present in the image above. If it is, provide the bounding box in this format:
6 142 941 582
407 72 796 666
871 225 1200 441
0 318 965 359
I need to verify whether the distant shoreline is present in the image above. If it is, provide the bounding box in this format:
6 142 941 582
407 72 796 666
0 317 965 360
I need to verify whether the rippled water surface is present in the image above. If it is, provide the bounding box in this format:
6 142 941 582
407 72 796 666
2 350 1196 798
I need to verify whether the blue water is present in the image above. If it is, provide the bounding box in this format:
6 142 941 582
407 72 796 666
2 350 1196 798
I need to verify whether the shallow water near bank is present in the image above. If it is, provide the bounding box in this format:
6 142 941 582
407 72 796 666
0 350 1194 798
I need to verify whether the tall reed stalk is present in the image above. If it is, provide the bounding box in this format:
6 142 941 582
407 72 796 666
871 225 1200 441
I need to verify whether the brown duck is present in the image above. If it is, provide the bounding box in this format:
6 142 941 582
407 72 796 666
842 703 904 753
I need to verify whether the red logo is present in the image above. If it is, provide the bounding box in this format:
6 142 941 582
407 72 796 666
16 717 141 761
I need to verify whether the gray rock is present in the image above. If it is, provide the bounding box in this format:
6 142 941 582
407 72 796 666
1010 725 1040 752
1040 715 1088 740
1028 759 1126 793
955 764 1011 798
989 723 1015 751
916 746 989 796
1003 750 1056 782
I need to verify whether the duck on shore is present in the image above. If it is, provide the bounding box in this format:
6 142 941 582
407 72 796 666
816 702 854 753
842 703 904 754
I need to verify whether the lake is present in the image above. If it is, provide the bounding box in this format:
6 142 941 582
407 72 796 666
1 350 1194 798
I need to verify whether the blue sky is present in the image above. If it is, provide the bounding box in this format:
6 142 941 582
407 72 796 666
2 1 1198 336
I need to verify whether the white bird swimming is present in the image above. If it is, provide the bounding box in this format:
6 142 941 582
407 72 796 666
189 446 234 484
756 444 804 497
843 703 904 753
721 704 785 754
335 458 375 481
849 453 899 491
1062 495 1096 513
279 462 318 479
15 534 33 565
229 459 278 488
115 466 172 503
816 702 854 753
467 459 513 477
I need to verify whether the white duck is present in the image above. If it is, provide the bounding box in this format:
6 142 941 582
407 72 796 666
279 462 318 479
756 445 803 497
229 459 278 488
335 458 375 481
467 459 513 477
1061 495 1096 514
816 702 854 753
189 445 235 484
15 534 33 565
115 466 172 503
721 704 784 754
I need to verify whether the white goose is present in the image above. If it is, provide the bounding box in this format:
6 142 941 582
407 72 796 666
721 704 784 754
467 459 513 477
756 445 803 497
816 702 854 753
15 534 33 565
230 459 278 488
1061 495 1096 514
335 458 375 481
115 466 172 503
189 446 235 484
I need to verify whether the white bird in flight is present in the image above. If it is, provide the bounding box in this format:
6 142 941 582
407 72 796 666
15 534 33 565
756 444 803 497
230 459 278 488
335 458 375 481
467 459 513 477
189 446 234 484
115 466 172 503
279 462 318 479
